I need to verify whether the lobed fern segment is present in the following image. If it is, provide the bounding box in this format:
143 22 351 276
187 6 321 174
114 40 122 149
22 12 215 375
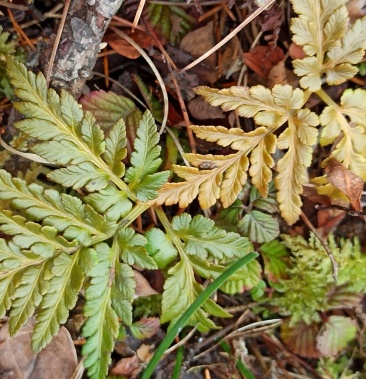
148 209 258 330
291 0 366 91
0 169 113 243
156 85 318 224
6 57 133 196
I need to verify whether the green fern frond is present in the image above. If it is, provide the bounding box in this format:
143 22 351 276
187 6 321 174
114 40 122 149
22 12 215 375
9 263 48 335
32 250 84 351
82 243 120 379
0 210 74 257
0 169 112 242
6 58 131 195
117 228 157 270
172 214 252 261
125 111 170 201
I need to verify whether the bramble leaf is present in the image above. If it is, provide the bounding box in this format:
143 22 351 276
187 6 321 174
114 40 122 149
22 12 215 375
80 90 136 129
238 210 279 243
144 3 194 44
260 240 289 282
316 316 357 356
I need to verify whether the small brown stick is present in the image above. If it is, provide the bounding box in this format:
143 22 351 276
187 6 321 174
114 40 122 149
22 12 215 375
166 62 196 153
300 210 338 282
132 0 147 31
7 9 36 51
0 1 29 10
46 0 70 85
180 0 275 73
111 15 146 31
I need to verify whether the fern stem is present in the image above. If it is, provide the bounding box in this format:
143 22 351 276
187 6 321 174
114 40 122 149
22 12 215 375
154 206 187 259
316 88 338 107
141 251 258 379
118 203 152 229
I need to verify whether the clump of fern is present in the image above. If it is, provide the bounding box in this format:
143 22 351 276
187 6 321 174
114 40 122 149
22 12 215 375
0 58 254 379
155 0 366 225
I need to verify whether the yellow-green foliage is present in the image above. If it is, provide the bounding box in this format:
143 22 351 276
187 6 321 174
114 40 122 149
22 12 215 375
272 234 366 325
0 58 255 379
155 0 366 225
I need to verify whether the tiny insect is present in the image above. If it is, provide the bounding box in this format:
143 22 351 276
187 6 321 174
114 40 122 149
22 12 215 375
199 161 218 170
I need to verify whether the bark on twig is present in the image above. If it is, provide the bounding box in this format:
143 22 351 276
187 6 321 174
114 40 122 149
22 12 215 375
39 0 123 98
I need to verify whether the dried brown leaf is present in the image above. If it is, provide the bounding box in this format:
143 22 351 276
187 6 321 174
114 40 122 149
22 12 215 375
325 158 364 211
0 319 77 379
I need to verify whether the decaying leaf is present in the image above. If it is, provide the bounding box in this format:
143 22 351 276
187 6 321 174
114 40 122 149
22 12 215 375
0 319 78 379
324 158 364 211
281 320 320 358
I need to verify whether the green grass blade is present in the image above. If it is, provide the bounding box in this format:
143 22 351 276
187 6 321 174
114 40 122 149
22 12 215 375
141 251 258 378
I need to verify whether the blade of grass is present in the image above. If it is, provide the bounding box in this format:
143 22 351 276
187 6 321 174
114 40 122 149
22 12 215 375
172 346 184 379
141 251 259 378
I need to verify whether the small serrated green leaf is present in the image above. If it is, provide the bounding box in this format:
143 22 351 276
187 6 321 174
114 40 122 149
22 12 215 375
316 315 357 356
172 213 253 260
117 228 157 270
103 119 127 177
145 228 177 269
125 111 169 201
238 210 279 243
219 259 262 294
85 185 132 221
260 240 289 282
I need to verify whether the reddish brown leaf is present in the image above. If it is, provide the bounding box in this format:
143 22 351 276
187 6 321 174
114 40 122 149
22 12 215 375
129 318 161 340
106 31 156 59
324 158 364 212
327 284 363 309
243 46 284 79
288 43 306 60
109 355 140 377
281 320 320 358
